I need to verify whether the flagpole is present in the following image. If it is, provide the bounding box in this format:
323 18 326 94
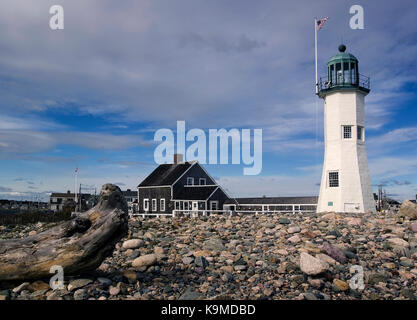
314 17 318 94
74 168 78 210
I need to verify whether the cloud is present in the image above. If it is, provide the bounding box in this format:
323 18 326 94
178 33 266 53
0 0 414 130
368 127 417 146
0 0 417 201
380 179 412 186
218 174 320 198
0 129 151 157
369 156 417 178
0 186 13 192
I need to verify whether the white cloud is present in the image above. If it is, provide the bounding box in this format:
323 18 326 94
0 129 151 156
218 174 320 198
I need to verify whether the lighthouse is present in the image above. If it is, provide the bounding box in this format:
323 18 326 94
316 44 376 214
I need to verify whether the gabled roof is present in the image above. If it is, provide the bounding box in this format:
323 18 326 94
225 196 318 205
138 162 194 187
173 186 218 200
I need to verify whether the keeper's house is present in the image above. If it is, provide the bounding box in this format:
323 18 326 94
137 155 229 214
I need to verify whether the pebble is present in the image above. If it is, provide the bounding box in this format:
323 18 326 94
132 254 157 268
122 239 145 249
287 226 301 234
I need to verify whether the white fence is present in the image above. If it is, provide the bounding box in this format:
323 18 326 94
131 206 316 218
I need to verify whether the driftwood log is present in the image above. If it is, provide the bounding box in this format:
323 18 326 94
0 184 128 281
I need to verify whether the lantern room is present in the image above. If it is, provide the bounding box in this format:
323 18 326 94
318 44 370 98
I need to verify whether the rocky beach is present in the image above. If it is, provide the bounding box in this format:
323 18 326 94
1 210 417 300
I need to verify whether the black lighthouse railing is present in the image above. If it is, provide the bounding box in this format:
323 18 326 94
318 73 370 97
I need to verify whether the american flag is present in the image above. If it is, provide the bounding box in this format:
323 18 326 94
75 167 78 173
317 17 329 31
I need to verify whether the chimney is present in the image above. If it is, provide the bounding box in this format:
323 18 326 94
174 154 184 164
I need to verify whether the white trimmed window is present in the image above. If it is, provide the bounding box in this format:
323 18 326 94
160 199 165 212
143 199 149 211
187 177 194 185
357 126 364 141
199 178 206 185
152 199 157 211
328 171 339 188
210 201 218 210
343 126 352 139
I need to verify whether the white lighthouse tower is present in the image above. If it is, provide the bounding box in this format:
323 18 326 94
317 44 376 214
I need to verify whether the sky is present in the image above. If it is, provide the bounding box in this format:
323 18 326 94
0 0 417 202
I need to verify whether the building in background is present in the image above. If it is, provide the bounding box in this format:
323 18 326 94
137 156 229 214
224 197 318 214
122 189 138 216
49 191 92 212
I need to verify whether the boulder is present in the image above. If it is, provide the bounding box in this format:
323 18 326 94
300 252 329 275
399 200 417 220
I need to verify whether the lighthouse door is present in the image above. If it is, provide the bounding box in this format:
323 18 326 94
344 203 360 212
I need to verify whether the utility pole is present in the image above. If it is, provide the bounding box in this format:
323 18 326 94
377 185 383 213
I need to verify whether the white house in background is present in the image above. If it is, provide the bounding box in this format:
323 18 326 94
122 189 138 216
49 190 77 212
316 44 376 214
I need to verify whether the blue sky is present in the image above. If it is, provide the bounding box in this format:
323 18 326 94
1 0 417 201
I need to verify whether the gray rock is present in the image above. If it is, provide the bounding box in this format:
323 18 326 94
122 239 145 250
195 256 209 268
179 288 203 300
367 272 388 285
343 250 358 260
221 273 233 282
97 277 112 286
73 289 89 300
68 279 92 291
303 292 318 300
399 200 417 220
182 257 194 265
203 238 225 251
279 218 291 224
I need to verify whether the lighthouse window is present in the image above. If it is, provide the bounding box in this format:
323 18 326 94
343 126 352 139
328 171 339 188
357 126 364 141
336 63 342 84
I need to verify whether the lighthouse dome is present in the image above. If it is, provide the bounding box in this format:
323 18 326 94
328 45 358 65
317 44 370 98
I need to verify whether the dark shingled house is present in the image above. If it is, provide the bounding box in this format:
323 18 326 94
137 159 229 214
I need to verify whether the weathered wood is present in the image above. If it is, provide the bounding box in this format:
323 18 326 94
0 184 128 281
